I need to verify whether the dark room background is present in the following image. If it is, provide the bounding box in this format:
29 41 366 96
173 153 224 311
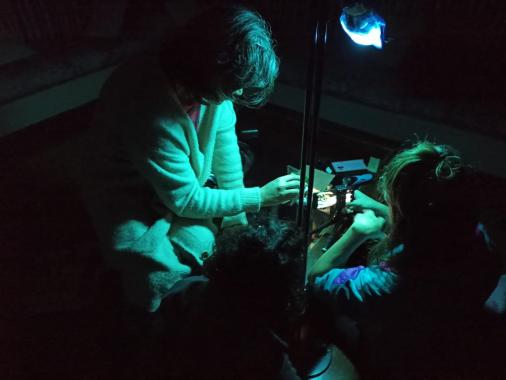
0 1 505 378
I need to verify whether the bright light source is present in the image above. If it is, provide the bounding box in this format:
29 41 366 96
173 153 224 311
340 3 385 49
345 190 353 204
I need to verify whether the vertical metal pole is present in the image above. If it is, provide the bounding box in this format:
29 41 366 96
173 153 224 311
296 19 318 228
295 0 330 296
303 20 328 229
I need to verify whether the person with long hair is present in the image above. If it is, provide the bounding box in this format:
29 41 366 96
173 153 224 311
308 140 501 379
79 5 300 313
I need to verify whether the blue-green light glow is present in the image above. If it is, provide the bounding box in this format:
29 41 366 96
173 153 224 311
340 6 385 49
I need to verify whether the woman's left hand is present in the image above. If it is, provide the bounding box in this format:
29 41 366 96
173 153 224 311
351 209 386 240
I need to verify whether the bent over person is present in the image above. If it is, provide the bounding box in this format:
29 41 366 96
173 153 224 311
79 6 300 312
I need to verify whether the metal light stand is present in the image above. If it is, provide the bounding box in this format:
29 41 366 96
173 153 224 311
296 0 337 284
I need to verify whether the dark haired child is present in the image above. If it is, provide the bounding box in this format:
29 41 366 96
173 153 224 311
155 216 305 379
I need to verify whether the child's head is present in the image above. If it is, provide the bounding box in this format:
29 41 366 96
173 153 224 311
161 5 279 108
377 140 479 249
375 141 498 308
203 215 304 325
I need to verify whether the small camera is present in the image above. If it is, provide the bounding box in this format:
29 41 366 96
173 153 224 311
313 188 354 210
286 161 372 211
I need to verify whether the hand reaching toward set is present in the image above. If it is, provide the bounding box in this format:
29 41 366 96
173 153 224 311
260 174 302 207
351 209 386 240
348 190 389 217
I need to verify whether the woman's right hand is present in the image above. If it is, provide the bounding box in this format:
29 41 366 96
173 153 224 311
348 190 389 219
351 209 386 240
260 174 302 207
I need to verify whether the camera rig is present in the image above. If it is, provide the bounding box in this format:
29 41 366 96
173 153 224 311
311 170 375 235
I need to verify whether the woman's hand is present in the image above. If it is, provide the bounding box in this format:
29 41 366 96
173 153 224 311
351 209 386 240
260 174 302 207
348 190 388 217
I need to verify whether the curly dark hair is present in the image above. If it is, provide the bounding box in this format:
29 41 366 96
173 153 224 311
203 215 305 324
160 5 279 108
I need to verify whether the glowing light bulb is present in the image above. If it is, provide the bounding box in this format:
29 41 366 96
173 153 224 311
340 3 386 49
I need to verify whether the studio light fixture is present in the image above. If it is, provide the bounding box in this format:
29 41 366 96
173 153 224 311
340 3 386 49
296 1 386 281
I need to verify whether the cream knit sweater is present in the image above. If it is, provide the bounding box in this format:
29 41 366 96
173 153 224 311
81 55 261 310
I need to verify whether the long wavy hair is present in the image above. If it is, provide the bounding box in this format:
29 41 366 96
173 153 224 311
367 140 500 318
368 140 481 267
160 5 279 108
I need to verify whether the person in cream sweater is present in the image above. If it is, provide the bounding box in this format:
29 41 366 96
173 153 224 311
80 6 300 312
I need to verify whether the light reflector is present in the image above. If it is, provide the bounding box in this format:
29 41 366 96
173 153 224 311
340 3 385 49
